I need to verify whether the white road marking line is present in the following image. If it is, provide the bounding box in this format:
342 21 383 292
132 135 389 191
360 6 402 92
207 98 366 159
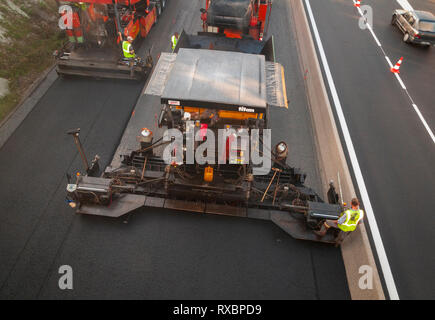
396 0 414 11
366 22 382 47
413 104 435 144
304 0 400 300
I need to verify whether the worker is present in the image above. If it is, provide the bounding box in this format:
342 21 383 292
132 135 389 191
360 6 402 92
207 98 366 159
122 35 136 76
122 35 136 58
61 9 76 43
314 198 364 240
171 32 179 52
73 9 84 44
62 7 83 45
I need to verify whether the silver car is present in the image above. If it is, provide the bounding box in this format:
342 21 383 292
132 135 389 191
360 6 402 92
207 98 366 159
391 9 435 47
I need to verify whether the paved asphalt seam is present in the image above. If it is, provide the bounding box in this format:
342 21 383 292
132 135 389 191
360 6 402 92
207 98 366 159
304 0 400 300
353 0 435 145
309 248 320 300
35 211 76 299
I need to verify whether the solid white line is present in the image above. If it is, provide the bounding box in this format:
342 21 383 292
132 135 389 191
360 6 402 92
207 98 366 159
366 23 382 47
412 104 435 144
396 0 414 11
304 0 400 300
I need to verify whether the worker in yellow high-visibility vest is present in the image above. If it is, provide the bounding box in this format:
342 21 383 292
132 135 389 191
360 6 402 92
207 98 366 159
122 36 135 58
122 35 136 77
315 198 364 238
171 32 179 52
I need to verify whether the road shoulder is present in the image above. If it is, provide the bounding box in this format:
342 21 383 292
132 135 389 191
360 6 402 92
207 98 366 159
288 0 385 300
0 66 58 150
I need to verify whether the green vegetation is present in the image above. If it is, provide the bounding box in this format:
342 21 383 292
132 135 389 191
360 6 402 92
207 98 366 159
0 0 64 122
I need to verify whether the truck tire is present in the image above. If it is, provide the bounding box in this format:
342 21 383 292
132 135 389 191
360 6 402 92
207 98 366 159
391 15 397 26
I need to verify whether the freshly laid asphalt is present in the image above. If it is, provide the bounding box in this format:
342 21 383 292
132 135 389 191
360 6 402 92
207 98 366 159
0 0 350 299
307 0 435 299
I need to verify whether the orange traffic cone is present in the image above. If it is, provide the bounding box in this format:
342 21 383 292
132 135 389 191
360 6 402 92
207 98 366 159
354 0 361 7
390 57 403 74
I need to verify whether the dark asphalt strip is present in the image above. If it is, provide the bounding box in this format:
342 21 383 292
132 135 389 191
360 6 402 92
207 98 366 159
0 78 144 298
34 87 145 299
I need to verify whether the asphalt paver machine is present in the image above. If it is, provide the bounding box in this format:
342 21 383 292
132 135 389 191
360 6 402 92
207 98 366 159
54 0 168 80
65 30 345 244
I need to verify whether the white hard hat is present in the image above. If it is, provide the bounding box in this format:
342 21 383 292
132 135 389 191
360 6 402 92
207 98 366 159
141 128 151 137
127 36 133 41
183 112 191 121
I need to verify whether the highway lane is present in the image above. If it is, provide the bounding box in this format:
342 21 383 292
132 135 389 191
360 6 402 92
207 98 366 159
307 0 435 299
0 0 349 299
367 0 435 131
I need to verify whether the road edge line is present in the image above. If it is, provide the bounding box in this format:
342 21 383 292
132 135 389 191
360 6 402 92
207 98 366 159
288 0 386 299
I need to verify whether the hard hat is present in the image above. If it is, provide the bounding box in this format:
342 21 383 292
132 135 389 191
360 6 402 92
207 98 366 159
141 128 152 137
183 112 191 121
127 36 133 41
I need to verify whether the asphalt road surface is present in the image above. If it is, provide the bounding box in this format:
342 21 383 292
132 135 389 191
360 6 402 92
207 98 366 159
306 0 435 299
0 0 349 299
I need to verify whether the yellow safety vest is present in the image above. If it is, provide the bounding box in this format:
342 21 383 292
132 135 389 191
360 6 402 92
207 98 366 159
122 41 135 58
171 35 178 50
338 209 364 232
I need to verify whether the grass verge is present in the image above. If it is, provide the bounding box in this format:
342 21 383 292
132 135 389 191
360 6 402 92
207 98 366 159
0 0 64 123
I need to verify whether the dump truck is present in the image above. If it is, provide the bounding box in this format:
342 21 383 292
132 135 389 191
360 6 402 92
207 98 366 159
54 0 168 80
200 0 272 40
65 30 345 244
